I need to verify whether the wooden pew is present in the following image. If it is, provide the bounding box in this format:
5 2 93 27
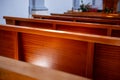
51 12 120 20
3 16 120 37
0 24 120 80
32 14 120 25
0 56 90 80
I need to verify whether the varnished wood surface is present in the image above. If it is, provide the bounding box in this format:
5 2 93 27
0 68 35 80
0 30 18 59
0 24 120 46
94 44 120 80
19 33 88 77
103 0 119 13
51 12 120 20
32 14 120 25
0 56 91 80
3 16 120 37
0 24 120 80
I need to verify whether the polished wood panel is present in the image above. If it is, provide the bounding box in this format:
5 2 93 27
0 56 90 80
57 24 107 35
0 24 120 46
51 12 120 20
94 44 120 80
32 14 120 25
3 16 120 37
0 30 18 59
15 21 53 29
19 33 88 77
0 24 120 79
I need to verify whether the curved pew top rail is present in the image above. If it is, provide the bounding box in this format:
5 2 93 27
51 13 120 20
0 24 120 46
0 56 91 80
32 14 120 25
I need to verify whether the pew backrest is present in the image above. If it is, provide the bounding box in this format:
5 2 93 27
51 12 120 20
3 16 120 37
0 24 120 80
32 14 120 25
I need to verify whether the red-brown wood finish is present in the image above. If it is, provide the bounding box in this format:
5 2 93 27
94 44 120 80
0 24 120 80
111 30 120 37
0 56 91 80
51 12 120 20
3 16 120 37
32 14 120 25
56 24 107 35
19 33 88 77
0 30 18 59
103 0 119 13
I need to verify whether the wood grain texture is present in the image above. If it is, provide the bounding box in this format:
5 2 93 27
0 30 18 59
19 33 88 77
93 44 120 80
0 24 120 46
0 24 120 80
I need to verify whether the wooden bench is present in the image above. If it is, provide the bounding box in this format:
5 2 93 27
3 16 120 37
32 14 120 25
0 56 90 80
0 24 120 80
51 12 120 20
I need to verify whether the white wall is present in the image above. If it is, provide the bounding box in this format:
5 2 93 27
117 0 120 12
80 0 92 5
0 0 29 24
44 0 95 14
95 0 103 10
45 0 73 14
80 0 102 10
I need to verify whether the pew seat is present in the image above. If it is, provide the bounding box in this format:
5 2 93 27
0 56 90 80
